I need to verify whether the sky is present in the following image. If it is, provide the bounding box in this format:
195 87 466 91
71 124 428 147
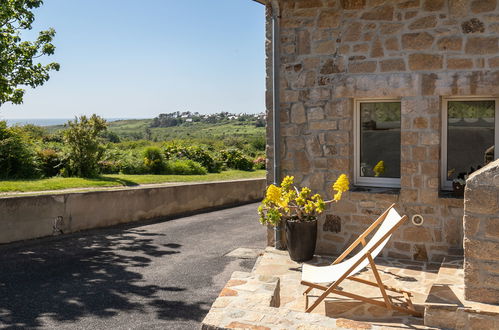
0 0 266 119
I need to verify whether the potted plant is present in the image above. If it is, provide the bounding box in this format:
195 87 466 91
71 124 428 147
452 177 466 197
258 174 349 262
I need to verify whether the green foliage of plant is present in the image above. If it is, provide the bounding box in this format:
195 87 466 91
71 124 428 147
163 143 222 173
220 149 254 171
0 0 60 105
258 175 350 227
36 148 63 177
0 121 39 179
62 115 107 177
143 146 166 174
166 159 207 175
249 136 266 151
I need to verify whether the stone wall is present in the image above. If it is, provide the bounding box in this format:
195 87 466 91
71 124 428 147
265 0 499 261
463 159 499 304
0 179 266 244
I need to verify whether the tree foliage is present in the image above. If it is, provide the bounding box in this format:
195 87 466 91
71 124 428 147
0 0 59 106
63 115 107 177
0 120 38 178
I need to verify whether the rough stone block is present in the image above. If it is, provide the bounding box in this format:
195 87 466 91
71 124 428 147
465 37 499 55
380 59 406 72
465 238 499 261
471 0 497 13
465 187 499 214
318 9 341 28
341 0 366 10
398 0 420 9
409 15 438 30
290 103 306 124
485 218 499 240
409 53 443 70
403 226 433 242
437 36 462 51
423 0 445 11
447 58 473 70
296 0 323 9
449 0 468 17
360 5 394 21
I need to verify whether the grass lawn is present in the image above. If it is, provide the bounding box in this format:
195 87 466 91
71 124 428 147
0 170 266 193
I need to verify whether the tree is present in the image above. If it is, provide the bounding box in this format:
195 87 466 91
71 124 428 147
0 0 60 106
0 120 39 179
63 115 107 177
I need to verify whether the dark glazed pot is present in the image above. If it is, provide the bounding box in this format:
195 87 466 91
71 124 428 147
452 182 465 197
285 219 317 262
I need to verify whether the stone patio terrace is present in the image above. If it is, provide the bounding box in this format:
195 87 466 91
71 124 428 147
203 247 499 329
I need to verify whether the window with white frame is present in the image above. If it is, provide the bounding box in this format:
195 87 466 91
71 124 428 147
354 100 401 188
441 98 499 190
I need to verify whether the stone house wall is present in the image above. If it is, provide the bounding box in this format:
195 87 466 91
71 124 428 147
463 159 499 304
265 0 499 262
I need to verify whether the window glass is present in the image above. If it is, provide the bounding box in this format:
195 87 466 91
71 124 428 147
359 102 401 178
447 100 495 181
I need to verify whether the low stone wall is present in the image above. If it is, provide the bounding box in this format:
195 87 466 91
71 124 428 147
0 179 266 244
464 159 499 304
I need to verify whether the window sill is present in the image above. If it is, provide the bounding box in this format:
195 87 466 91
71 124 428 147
351 186 400 195
438 190 464 199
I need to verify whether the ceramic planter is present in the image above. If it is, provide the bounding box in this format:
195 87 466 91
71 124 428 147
285 219 317 262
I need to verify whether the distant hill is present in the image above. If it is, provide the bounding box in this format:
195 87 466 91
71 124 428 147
44 114 266 143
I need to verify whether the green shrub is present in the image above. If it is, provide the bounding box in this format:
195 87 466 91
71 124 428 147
164 143 222 173
37 148 64 177
167 159 207 175
119 154 147 174
249 136 266 151
63 115 107 177
220 149 254 171
0 122 39 179
143 146 166 174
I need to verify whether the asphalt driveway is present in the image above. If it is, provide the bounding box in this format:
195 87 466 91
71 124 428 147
0 203 266 329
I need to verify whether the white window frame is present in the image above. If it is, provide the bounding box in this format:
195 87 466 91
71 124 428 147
354 99 401 188
441 96 499 190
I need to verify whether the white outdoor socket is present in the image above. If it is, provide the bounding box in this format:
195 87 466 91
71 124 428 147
411 214 424 226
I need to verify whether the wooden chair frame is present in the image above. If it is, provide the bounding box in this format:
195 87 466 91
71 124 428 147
301 204 422 317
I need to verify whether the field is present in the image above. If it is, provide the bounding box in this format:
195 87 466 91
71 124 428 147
47 118 265 142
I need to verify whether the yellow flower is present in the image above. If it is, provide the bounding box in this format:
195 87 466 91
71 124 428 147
373 160 385 177
281 176 294 190
332 174 350 201
266 184 282 203
304 201 314 213
299 187 311 198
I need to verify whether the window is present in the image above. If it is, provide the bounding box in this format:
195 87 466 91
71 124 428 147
354 100 401 188
441 98 499 190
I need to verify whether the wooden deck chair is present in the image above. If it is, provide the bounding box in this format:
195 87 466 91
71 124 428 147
301 204 421 317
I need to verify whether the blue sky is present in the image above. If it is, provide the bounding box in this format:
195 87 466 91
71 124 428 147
0 0 265 119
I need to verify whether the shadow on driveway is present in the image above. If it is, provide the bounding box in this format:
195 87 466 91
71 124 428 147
0 227 205 329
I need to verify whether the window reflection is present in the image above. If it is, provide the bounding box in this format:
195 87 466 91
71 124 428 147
447 100 495 181
360 102 401 178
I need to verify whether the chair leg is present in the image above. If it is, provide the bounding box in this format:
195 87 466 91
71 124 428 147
367 254 392 310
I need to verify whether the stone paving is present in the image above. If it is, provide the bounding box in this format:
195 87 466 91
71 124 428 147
254 248 439 329
424 257 499 329
203 247 443 329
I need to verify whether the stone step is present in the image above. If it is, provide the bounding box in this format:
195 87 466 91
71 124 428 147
423 257 499 329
